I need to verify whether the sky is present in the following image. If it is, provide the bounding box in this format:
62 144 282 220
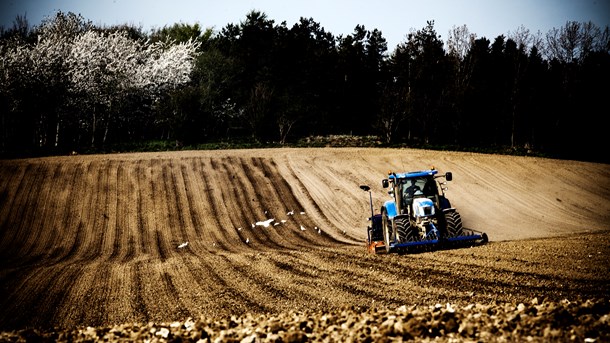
1 0 609 49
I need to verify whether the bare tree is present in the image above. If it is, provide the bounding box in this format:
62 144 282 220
545 21 582 62
376 81 408 144
508 25 545 54
245 82 274 141
446 24 476 60
544 21 610 62
446 24 477 94
277 111 297 145
580 21 605 56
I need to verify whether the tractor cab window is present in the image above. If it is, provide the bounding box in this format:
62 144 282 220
422 178 438 197
399 177 438 207
400 178 423 206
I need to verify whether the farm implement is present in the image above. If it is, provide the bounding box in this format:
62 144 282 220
361 168 488 254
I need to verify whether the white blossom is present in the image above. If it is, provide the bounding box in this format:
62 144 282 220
66 30 143 99
134 39 200 92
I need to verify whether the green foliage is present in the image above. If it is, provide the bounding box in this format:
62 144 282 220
150 22 213 49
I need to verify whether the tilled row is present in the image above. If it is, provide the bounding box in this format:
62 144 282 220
2 299 608 342
1 232 609 331
0 156 342 271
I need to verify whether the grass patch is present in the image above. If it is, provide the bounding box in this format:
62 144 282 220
0 135 592 163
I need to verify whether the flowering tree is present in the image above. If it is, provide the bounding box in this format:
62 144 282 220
0 40 34 149
32 14 89 147
1 10 202 151
0 12 91 150
0 41 32 112
136 39 200 92
134 39 201 141
64 23 199 146
67 30 144 145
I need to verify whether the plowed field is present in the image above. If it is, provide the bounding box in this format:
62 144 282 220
1 148 609 340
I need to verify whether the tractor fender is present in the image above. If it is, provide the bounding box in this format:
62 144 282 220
383 200 398 220
438 196 452 210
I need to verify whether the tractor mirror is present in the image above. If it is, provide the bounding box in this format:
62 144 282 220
382 179 389 188
445 172 452 181
360 185 370 192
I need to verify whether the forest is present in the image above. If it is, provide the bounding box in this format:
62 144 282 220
1 11 608 162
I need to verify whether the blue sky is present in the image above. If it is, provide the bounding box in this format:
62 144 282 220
1 0 609 49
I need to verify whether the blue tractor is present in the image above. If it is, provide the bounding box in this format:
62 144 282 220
361 168 488 253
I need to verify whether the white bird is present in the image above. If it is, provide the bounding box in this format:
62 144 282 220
256 218 275 227
178 242 188 249
251 223 255 228
281 220 287 223
246 238 250 244
300 211 306 215
316 227 321 234
274 222 280 226
300 225 306 231
287 210 294 216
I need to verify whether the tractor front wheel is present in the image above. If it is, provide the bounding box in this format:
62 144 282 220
445 210 464 238
396 217 419 242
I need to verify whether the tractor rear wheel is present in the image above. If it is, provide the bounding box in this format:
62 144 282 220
445 210 464 238
396 217 419 242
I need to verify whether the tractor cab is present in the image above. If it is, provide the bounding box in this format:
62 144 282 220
382 169 450 216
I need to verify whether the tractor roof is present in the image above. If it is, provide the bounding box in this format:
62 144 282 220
389 169 438 180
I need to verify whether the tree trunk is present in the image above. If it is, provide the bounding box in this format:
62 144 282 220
91 106 96 147
55 120 60 147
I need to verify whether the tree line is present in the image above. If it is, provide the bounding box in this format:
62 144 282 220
1 11 608 162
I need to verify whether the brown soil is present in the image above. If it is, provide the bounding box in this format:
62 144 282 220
0 148 609 341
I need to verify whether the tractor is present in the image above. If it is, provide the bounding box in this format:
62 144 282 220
361 168 487 253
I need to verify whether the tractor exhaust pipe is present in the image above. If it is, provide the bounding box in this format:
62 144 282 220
360 185 375 248
360 185 374 220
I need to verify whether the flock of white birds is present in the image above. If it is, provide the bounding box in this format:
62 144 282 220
176 210 321 249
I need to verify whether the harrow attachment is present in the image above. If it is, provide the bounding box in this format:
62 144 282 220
366 214 488 254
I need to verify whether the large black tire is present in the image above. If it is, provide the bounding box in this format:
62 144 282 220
381 209 393 253
445 210 464 238
396 217 420 242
